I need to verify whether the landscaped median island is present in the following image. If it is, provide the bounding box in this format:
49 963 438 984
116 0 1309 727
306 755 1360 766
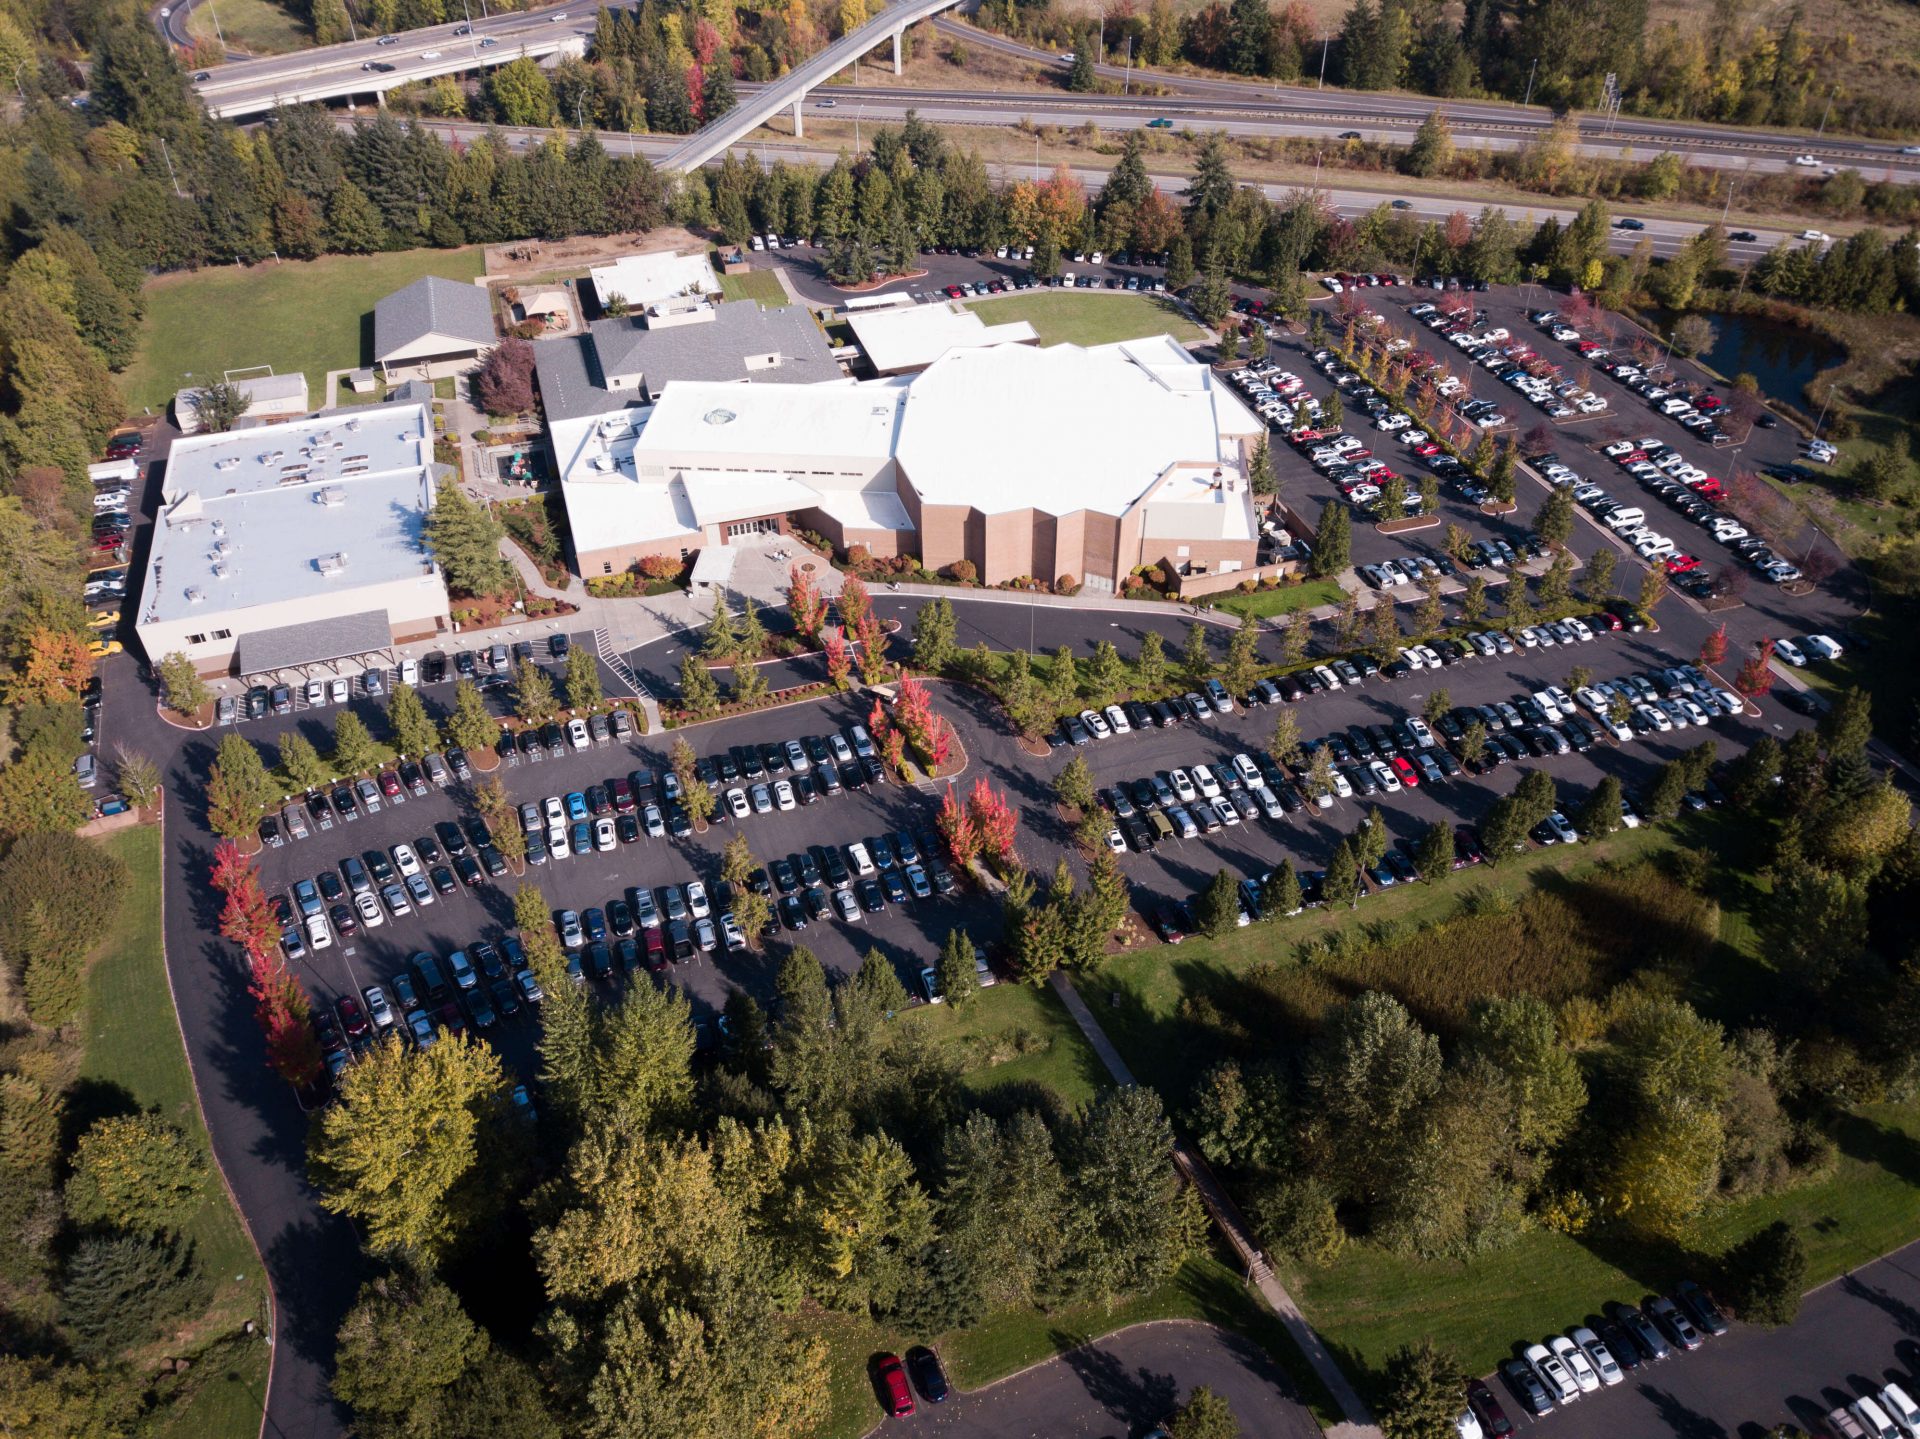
0 823 270 1438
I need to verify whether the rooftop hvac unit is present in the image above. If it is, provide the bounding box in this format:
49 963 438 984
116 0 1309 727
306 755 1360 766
210 520 227 537
315 486 347 507
211 561 231 579
212 539 233 557
316 551 348 577
215 457 240 471
184 586 205 603
345 419 362 432
590 455 614 472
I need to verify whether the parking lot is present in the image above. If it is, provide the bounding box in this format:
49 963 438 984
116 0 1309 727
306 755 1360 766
250 691 1001 1064
1464 1236 1920 1437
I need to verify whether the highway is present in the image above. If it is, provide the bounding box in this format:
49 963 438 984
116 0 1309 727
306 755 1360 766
185 2 592 118
389 116 1807 263
171 2 1920 172
934 18 1920 176
771 79 1920 181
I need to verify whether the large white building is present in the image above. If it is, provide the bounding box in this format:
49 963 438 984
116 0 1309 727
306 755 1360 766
553 328 1264 591
134 402 451 677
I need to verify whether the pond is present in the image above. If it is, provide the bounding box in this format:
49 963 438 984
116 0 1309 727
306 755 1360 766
1647 307 1845 405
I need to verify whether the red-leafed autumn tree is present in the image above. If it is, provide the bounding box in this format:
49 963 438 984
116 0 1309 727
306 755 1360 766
1734 639 1776 698
788 563 827 644
1700 623 1728 668
967 777 1021 872
825 634 852 690
937 782 980 868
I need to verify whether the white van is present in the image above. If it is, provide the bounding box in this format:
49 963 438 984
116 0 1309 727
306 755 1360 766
846 841 875 877
1853 1397 1901 1439
1605 506 1646 530
1876 1383 1920 1436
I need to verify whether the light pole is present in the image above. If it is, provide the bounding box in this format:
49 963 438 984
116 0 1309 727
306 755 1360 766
461 0 476 58
1523 57 1538 108
1816 86 1835 137
1317 34 1328 88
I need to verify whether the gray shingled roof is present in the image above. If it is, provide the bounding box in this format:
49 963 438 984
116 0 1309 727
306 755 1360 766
374 277 497 360
534 334 636 425
588 301 835 398
235 610 393 677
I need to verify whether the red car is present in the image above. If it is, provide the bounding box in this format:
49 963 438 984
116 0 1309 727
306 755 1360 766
874 1354 915 1417
379 769 403 798
1413 442 1442 456
1390 755 1420 788
1694 478 1725 499
337 995 370 1038
943 284 964 299
1664 553 1700 574
1697 395 1723 411
1452 826 1486 868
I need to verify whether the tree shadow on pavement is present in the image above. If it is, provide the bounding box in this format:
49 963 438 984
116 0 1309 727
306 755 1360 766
1839 1272 1920 1340
1052 1330 1181 1430
1636 1383 1733 1439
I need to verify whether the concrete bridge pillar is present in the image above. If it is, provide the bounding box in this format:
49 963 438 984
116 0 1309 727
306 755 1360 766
793 96 804 137
892 28 902 75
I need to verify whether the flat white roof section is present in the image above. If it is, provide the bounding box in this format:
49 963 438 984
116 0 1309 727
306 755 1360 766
142 403 437 627
894 340 1251 518
846 302 1039 374
1142 462 1259 542
635 380 905 464
588 252 723 311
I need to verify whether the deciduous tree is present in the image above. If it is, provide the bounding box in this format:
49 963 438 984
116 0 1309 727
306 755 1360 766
64 1113 205 1234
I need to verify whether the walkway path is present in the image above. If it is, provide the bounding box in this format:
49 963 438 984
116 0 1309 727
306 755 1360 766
1049 971 1384 1439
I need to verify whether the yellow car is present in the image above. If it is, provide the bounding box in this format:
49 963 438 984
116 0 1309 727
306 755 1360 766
87 638 123 659
87 608 119 629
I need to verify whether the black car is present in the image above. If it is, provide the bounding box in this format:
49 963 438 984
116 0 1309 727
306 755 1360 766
856 877 886 913
436 819 467 855
454 854 483 887
905 1346 949 1404
245 685 271 718
462 815 492 850
779 893 808 930
331 783 359 821
541 721 565 755
429 865 457 896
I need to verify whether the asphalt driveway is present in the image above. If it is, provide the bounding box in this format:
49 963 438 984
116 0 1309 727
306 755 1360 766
884 1320 1321 1438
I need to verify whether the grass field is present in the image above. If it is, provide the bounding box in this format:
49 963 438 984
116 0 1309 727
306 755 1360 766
903 976 1110 1109
81 826 271 1439
806 1247 1342 1438
189 0 311 54
1287 1095 1920 1391
127 248 488 413
966 291 1205 347
719 267 791 307
1203 577 1346 619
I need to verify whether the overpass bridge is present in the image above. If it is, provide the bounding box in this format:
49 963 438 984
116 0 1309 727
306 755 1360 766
656 0 971 173
188 2 591 120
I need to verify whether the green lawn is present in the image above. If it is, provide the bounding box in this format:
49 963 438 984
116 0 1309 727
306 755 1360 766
126 248 488 413
189 0 311 53
965 291 1205 347
805 1248 1342 1439
719 267 790 307
81 826 271 1439
1203 577 1346 620
1290 1097 1920 1391
902 976 1110 1109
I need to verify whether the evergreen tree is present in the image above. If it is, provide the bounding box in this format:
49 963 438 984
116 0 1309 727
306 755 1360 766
331 710 382 779
1312 499 1351 576
386 681 440 758
1135 630 1168 691
679 653 720 718
1195 868 1240 936
444 680 498 757
513 660 558 725
936 927 979 1007
424 481 513 597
